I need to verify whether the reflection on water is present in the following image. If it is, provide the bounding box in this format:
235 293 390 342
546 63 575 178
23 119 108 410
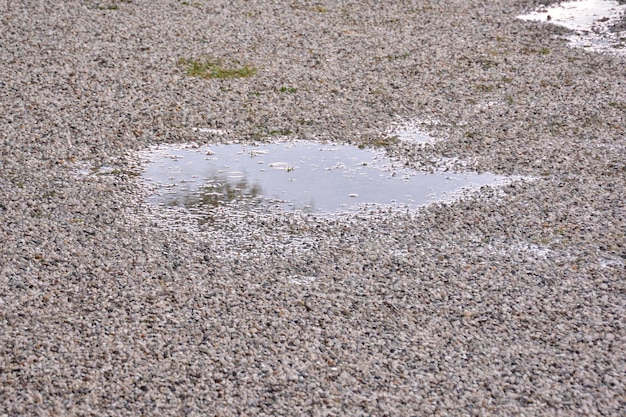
199 177 263 208
162 177 264 209
140 141 511 215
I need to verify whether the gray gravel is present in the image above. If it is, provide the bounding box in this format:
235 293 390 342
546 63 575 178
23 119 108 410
1 0 625 415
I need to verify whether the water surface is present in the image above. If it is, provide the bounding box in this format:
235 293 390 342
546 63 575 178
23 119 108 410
518 0 626 55
140 141 510 215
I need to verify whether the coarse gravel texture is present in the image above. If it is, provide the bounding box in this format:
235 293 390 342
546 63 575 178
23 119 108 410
611 0 626 32
1 0 625 416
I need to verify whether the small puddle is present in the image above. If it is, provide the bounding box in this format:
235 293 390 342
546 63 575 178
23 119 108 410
518 0 626 55
139 141 511 216
388 121 439 145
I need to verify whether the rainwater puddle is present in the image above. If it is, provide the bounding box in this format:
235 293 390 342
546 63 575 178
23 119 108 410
139 141 511 216
388 120 440 145
518 0 626 55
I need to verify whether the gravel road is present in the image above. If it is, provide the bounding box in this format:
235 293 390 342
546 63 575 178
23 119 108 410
1 0 624 415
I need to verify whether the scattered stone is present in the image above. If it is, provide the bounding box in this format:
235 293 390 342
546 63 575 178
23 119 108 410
1 1 624 416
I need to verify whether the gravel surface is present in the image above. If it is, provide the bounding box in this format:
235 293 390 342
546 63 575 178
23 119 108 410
1 0 625 415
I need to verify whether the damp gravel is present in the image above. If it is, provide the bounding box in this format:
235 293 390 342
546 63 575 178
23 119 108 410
1 1 625 416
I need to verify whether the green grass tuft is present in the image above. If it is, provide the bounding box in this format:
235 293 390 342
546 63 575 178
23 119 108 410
179 58 257 79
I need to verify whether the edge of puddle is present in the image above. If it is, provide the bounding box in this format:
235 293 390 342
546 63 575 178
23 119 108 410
131 139 532 228
518 0 626 55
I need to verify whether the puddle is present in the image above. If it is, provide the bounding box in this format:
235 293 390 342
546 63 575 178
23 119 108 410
393 128 434 145
518 0 626 55
139 141 512 216
191 127 230 135
387 120 440 145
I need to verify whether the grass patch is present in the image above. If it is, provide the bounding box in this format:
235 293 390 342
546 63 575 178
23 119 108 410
386 52 410 61
269 128 293 136
475 83 495 92
361 135 399 149
373 135 399 148
179 58 257 79
249 125 293 140
279 87 297 93
478 58 498 70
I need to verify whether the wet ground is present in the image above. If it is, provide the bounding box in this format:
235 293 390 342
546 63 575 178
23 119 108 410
139 140 512 217
518 0 626 54
2 0 624 415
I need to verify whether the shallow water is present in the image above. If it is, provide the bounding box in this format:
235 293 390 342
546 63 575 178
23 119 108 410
140 141 510 215
518 0 626 55
388 121 439 145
